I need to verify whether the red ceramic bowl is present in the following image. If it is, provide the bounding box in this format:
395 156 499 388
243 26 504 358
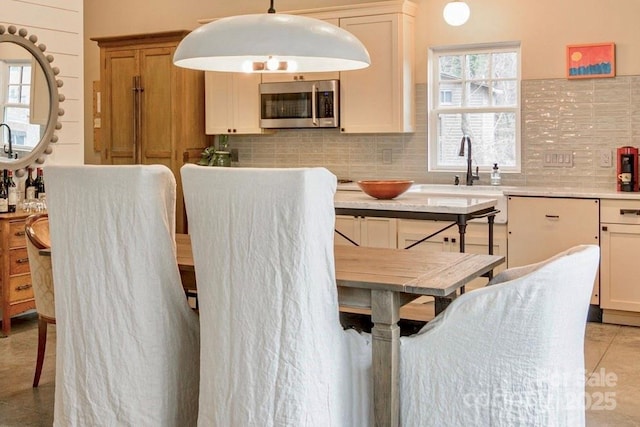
357 180 414 200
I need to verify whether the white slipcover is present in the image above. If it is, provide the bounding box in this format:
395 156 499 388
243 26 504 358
181 164 371 427
400 244 600 426
46 165 200 427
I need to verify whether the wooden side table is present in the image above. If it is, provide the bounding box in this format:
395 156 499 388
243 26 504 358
0 212 36 336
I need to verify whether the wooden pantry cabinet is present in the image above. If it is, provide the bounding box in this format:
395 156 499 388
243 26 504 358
0 212 35 336
92 31 209 233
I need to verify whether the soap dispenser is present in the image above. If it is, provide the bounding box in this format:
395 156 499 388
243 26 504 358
491 163 501 186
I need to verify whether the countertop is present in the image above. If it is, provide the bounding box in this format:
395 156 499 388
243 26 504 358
337 182 640 200
501 186 640 199
334 190 498 214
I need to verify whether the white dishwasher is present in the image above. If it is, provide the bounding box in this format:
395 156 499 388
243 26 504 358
507 196 600 304
600 198 640 325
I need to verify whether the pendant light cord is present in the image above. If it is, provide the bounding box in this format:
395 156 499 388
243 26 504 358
268 0 275 13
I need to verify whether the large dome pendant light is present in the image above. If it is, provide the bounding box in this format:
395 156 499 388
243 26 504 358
173 0 371 73
443 0 470 26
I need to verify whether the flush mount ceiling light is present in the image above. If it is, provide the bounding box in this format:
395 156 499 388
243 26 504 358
443 0 471 26
173 0 371 73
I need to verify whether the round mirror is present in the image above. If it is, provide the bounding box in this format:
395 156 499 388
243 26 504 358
0 25 64 174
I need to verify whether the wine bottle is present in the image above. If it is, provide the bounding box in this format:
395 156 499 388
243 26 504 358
7 170 17 213
24 167 36 200
0 171 8 214
35 168 46 200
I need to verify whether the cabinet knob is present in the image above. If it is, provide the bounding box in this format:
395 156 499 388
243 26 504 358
227 129 231 133
233 129 237 133
15 283 32 291
602 226 608 232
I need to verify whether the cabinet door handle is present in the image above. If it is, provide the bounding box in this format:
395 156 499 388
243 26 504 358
15 284 32 291
545 214 560 219
620 209 640 215
14 230 26 237
17 257 30 264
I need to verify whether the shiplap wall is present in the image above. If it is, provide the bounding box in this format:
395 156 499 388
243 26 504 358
1 0 84 166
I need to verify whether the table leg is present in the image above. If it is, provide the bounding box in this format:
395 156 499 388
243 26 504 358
456 214 467 253
487 214 495 280
457 215 468 294
371 289 401 427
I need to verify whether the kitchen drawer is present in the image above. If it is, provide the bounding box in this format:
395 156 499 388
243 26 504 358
8 274 34 303
601 199 640 224
9 248 31 275
9 221 27 249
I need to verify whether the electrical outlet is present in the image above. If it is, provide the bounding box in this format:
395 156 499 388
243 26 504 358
599 149 612 168
382 149 392 164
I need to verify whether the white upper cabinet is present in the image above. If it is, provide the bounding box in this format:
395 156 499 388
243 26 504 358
205 72 266 135
202 1 416 134
339 10 415 133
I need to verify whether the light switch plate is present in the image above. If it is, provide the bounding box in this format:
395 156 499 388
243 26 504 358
543 150 573 167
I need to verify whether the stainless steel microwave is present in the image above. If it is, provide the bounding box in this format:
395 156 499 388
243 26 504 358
259 80 339 128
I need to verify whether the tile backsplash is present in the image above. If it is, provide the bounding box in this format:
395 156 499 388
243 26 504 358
229 77 640 189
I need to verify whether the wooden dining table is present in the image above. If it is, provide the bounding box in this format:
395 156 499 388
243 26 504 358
175 233 504 427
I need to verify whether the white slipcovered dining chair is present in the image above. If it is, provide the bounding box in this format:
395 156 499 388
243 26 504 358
400 244 600 426
181 164 372 427
46 165 200 427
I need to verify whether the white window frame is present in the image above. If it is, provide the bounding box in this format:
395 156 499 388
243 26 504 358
428 41 522 173
1 60 40 150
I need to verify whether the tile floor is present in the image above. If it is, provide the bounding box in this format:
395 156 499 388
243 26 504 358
1 313 639 426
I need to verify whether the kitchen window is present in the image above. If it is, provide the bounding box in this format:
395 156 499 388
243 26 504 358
428 42 521 173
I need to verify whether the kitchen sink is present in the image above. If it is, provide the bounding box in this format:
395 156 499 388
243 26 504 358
407 184 508 223
408 184 516 194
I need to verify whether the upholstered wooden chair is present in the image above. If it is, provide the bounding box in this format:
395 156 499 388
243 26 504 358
400 244 600 426
46 165 200 426
25 213 54 387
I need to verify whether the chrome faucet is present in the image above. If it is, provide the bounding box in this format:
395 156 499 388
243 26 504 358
458 135 479 186
0 123 17 160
